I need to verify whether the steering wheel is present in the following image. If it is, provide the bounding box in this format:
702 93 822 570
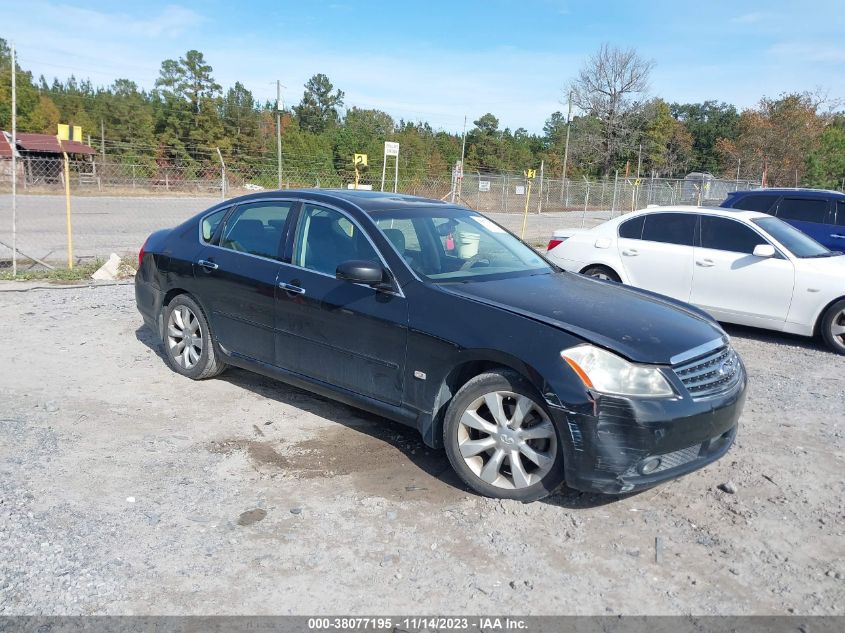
460 254 491 271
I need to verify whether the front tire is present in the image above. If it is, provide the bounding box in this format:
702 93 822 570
443 370 565 501
820 299 845 355
162 294 226 379
581 265 621 282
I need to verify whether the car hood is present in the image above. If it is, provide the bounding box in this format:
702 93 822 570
438 272 725 365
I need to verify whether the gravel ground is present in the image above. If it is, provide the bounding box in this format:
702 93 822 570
0 282 843 615
0 194 608 264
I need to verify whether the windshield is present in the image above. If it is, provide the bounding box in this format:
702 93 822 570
752 217 839 258
372 208 553 282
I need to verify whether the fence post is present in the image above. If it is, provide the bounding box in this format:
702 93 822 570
215 147 226 199
581 176 589 228
131 164 136 189
611 170 618 216
537 159 544 214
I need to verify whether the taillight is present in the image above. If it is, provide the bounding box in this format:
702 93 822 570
547 238 565 251
138 238 148 268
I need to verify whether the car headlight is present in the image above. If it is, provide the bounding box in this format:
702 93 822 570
561 344 674 397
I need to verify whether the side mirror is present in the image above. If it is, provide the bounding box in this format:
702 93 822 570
336 260 386 286
752 244 776 258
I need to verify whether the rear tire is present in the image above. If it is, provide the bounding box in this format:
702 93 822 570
820 299 845 355
162 294 226 379
581 265 620 282
443 370 565 502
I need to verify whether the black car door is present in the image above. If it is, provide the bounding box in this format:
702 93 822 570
192 200 297 365
274 202 409 405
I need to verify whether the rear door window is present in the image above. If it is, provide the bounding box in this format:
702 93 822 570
700 215 768 254
641 213 696 246
732 194 777 213
776 198 830 224
618 215 645 239
220 201 294 260
201 207 229 243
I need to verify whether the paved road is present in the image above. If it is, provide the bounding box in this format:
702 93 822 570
0 194 612 265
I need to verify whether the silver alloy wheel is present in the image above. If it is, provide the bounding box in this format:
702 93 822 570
590 271 611 281
832 309 845 343
457 390 557 489
167 305 203 369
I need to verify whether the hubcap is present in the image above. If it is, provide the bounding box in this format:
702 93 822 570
457 390 557 490
832 309 845 344
167 305 203 369
590 271 610 280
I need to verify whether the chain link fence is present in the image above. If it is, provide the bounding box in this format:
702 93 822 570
0 151 760 268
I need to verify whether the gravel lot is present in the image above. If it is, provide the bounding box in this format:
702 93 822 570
0 194 607 264
0 281 843 615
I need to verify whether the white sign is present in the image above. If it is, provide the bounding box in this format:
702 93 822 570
515 185 525 195
384 141 400 157
453 160 464 179
478 180 491 192
347 183 373 190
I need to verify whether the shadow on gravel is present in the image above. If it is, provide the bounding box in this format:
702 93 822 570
722 323 831 353
135 325 167 362
542 487 636 509
134 324 628 506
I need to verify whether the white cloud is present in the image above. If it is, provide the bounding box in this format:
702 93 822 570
729 12 770 25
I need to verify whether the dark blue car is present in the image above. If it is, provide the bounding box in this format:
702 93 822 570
721 189 845 251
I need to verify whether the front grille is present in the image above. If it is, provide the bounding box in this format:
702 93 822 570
673 345 741 399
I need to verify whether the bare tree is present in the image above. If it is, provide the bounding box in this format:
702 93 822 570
569 44 654 175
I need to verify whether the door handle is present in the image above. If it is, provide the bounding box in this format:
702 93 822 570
831 234 845 239
622 249 638 256
197 259 218 271
696 259 715 268
278 281 306 295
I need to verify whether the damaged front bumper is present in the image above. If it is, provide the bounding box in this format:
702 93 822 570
549 364 746 495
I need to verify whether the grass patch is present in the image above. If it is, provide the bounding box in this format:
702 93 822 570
0 259 104 282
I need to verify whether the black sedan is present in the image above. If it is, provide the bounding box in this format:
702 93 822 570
136 190 746 501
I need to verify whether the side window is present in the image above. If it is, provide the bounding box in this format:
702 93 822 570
201 207 228 243
776 198 829 224
700 216 768 254
733 194 777 213
618 215 645 239
294 205 380 276
220 201 293 260
837 201 845 227
641 213 696 246
375 218 422 253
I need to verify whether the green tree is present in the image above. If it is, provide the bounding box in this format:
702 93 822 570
293 73 345 134
671 101 738 173
805 118 845 189
0 38 39 131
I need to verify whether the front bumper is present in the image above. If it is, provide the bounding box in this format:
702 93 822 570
549 366 746 494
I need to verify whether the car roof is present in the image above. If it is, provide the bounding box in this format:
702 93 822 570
218 188 452 214
622 205 769 221
728 188 845 199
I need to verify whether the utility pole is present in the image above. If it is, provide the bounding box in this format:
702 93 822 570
455 115 467 203
100 119 105 159
560 91 572 205
11 41 16 277
276 80 284 189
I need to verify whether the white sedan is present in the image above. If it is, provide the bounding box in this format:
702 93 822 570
546 205 845 354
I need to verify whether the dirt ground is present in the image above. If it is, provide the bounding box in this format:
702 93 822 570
0 282 843 615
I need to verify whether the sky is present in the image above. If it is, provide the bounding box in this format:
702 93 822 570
3 0 845 134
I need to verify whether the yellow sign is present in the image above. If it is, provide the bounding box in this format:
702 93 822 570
634 178 641 186
524 169 537 179
354 153 368 167
57 124 82 142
